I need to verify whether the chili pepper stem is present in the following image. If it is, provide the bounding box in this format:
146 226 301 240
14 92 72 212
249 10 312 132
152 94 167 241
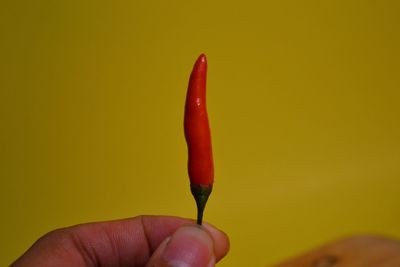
190 184 213 225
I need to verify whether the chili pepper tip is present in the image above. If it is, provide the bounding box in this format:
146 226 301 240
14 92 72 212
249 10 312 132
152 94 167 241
198 53 206 62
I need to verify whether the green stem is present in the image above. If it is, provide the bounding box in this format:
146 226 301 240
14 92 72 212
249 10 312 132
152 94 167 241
190 184 213 225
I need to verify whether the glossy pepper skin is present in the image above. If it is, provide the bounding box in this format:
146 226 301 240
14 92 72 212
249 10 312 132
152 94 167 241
184 54 213 225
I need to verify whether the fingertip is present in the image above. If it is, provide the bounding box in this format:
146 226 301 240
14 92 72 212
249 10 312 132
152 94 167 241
147 225 215 267
202 222 230 261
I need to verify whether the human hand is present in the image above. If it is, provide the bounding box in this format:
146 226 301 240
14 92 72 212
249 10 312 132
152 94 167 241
11 216 229 267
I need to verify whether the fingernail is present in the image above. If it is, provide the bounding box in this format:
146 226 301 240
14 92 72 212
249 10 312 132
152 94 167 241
161 226 215 267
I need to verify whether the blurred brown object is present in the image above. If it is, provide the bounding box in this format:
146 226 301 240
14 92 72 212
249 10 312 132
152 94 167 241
275 235 400 267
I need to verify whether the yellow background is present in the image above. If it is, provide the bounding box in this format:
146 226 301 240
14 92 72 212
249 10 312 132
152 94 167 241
1 1 399 266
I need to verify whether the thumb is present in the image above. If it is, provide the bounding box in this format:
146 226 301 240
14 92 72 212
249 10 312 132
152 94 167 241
146 225 216 267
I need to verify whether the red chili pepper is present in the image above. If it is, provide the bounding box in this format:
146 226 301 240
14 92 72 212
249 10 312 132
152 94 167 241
184 54 214 225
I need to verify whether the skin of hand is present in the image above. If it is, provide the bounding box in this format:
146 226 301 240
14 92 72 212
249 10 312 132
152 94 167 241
11 216 229 267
